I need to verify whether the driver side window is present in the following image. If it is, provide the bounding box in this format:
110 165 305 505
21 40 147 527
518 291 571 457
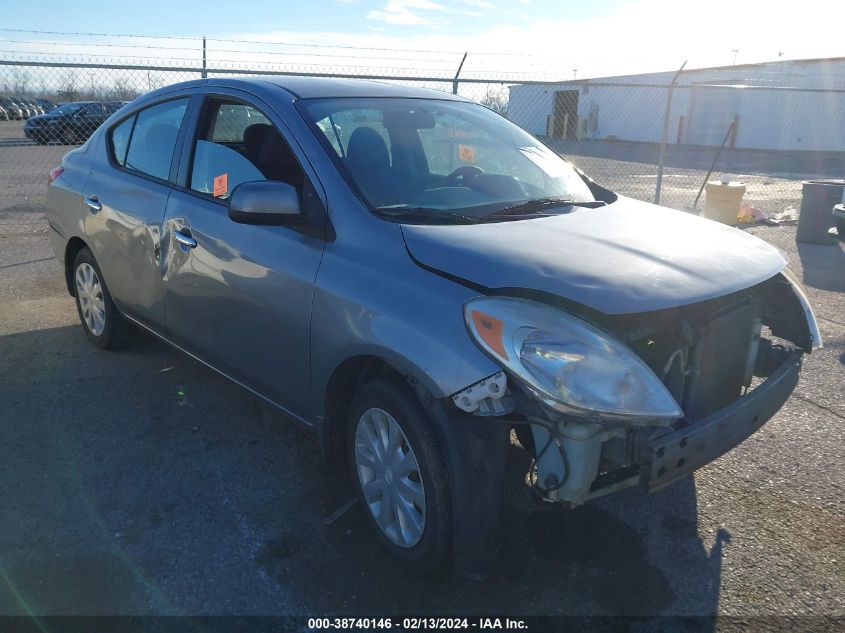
189 99 306 201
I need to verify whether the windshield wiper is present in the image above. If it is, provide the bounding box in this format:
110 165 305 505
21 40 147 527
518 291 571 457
486 197 607 218
376 206 479 225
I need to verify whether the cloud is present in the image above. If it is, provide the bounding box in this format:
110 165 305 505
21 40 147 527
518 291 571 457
367 0 447 26
462 0 495 8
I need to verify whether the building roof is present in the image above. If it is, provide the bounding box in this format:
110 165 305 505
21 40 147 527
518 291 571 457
681 55 845 74
511 55 845 89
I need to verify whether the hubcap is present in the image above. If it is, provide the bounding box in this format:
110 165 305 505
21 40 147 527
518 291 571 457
75 262 106 336
354 407 426 548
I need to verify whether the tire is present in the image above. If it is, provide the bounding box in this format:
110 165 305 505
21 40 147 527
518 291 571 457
72 248 137 350
347 376 451 574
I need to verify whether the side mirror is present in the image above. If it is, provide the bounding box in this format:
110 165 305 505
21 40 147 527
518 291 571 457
228 181 302 225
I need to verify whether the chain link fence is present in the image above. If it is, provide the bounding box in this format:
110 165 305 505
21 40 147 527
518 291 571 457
2 53 844 221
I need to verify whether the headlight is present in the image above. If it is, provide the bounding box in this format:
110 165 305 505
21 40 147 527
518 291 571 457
464 297 683 424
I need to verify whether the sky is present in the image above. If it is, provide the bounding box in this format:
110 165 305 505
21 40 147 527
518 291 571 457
2 0 844 80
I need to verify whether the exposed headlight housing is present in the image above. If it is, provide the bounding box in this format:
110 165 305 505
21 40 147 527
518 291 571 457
464 297 683 424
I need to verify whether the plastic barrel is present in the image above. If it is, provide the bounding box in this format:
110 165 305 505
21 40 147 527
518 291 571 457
703 181 746 224
796 180 844 245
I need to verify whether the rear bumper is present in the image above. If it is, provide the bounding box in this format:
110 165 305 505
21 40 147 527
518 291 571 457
640 350 802 492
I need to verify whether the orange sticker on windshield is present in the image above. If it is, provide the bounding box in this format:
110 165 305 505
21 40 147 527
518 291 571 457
213 173 228 197
458 144 475 163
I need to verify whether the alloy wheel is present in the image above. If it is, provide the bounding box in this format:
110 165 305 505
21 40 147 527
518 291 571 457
75 262 106 336
354 407 427 548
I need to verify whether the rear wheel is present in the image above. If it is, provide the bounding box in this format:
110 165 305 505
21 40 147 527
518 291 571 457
347 377 451 573
72 248 137 349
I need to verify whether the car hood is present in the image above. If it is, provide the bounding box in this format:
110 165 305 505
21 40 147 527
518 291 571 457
401 196 786 315
26 113 54 124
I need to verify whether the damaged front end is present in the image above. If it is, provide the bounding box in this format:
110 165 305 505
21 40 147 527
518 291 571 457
454 271 820 506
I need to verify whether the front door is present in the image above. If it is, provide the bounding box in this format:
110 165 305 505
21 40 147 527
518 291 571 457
161 95 327 419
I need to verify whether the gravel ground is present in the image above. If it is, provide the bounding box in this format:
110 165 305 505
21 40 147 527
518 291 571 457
0 120 843 620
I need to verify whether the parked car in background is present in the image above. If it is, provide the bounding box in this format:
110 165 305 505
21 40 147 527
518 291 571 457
46 77 820 576
11 97 33 118
0 105 9 121
0 96 23 120
36 98 57 112
21 98 44 115
25 101 124 145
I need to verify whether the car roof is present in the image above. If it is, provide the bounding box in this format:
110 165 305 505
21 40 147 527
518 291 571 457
258 76 466 100
146 75 468 103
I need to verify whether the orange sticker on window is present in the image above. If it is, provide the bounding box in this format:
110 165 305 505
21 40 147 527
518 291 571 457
458 144 475 162
213 173 228 197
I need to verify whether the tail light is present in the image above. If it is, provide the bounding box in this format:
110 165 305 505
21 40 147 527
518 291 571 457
48 166 64 184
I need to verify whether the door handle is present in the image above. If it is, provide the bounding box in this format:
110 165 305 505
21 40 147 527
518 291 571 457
173 229 197 249
84 196 102 212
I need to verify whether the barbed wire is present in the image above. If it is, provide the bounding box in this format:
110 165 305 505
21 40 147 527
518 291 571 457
0 27 615 60
0 39 468 66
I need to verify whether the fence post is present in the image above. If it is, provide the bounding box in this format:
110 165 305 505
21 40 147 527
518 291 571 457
452 52 467 95
201 37 207 79
654 60 686 205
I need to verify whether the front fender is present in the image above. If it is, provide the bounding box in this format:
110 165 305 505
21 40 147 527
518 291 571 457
309 240 501 423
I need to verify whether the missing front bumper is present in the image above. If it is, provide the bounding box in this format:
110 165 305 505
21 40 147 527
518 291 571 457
640 350 803 493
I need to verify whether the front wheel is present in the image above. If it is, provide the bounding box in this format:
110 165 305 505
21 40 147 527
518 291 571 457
72 248 137 349
347 377 451 574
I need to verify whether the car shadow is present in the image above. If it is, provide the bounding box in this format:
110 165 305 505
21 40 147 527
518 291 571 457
299 452 727 619
0 324 726 620
797 240 845 293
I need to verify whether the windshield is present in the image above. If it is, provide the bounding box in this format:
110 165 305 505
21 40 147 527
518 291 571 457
302 97 595 222
52 103 86 116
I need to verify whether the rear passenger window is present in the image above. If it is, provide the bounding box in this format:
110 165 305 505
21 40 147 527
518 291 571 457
113 98 188 181
189 99 305 200
110 117 133 166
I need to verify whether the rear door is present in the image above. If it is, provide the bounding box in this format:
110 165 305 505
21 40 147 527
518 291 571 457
161 91 328 419
84 96 192 331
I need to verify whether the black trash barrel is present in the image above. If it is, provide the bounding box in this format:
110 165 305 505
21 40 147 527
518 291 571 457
834 204 845 242
797 180 844 245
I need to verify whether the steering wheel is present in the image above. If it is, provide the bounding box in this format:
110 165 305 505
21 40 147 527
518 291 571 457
446 165 484 186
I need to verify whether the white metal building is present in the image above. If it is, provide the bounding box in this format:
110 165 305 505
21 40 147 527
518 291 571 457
507 57 845 152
